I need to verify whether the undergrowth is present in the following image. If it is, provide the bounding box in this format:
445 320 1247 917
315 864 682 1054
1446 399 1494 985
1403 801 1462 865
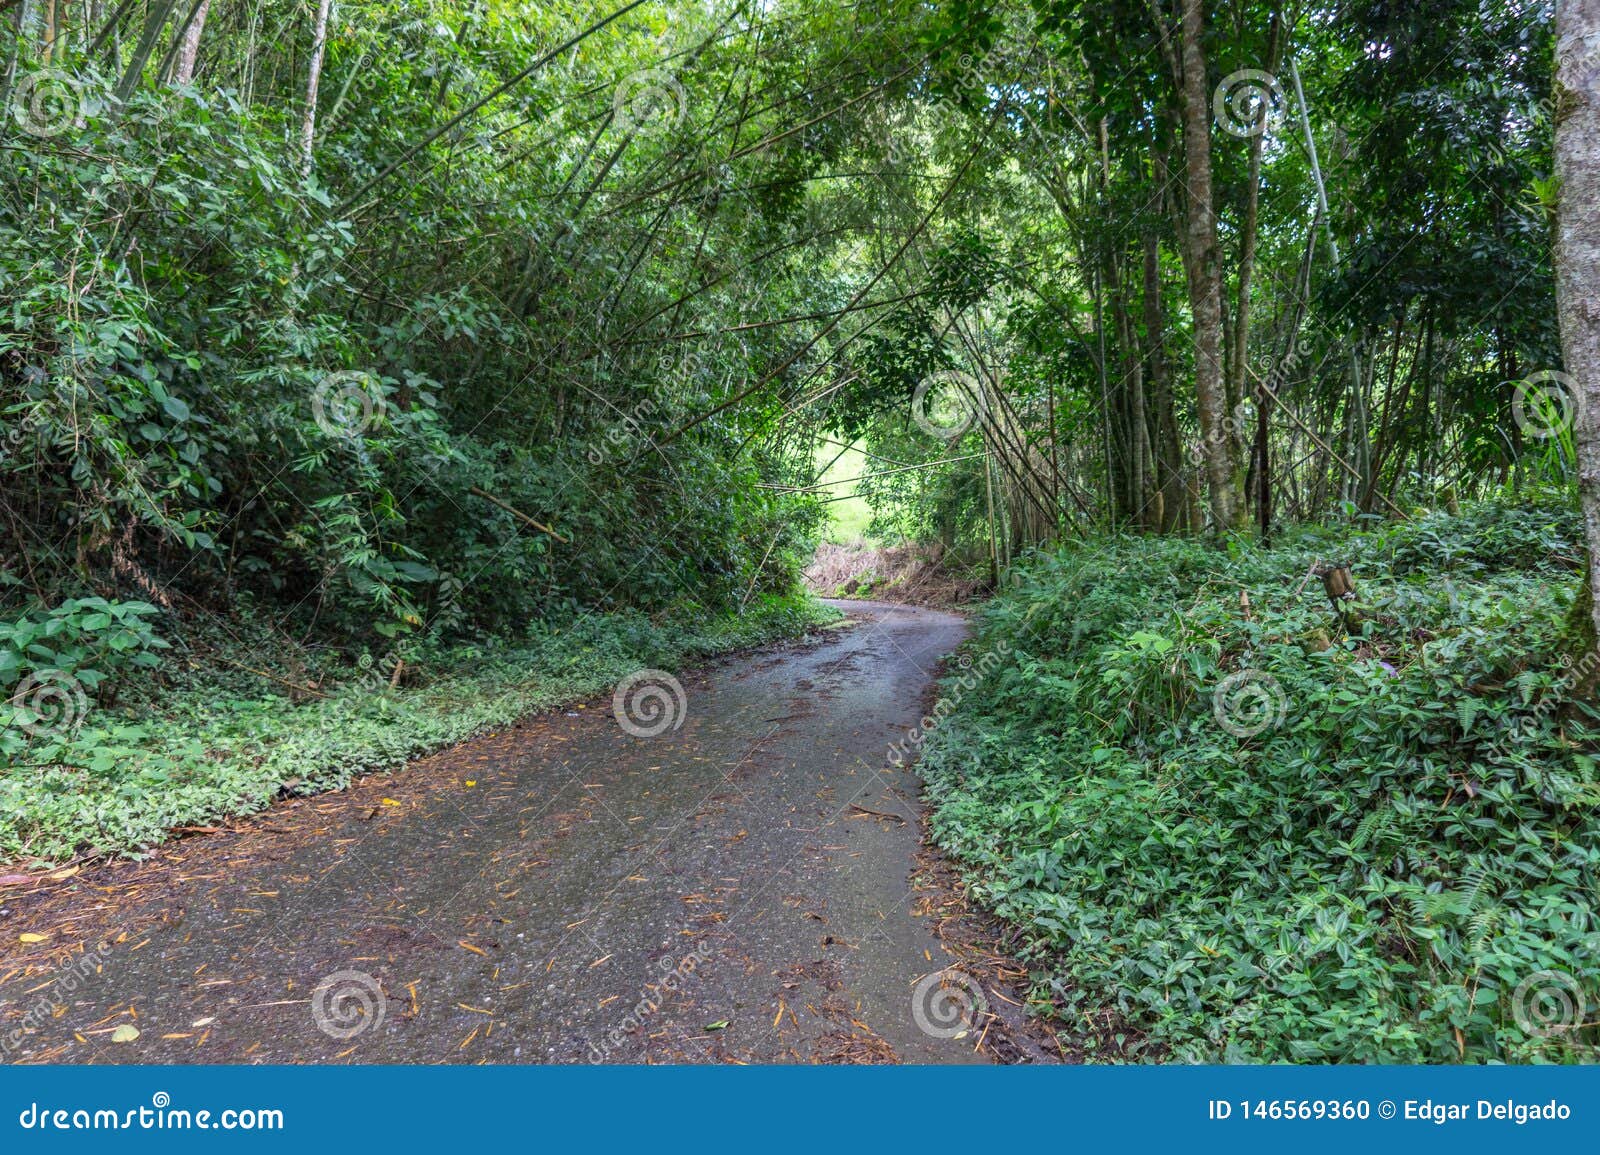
0 594 835 864
919 497 1600 1063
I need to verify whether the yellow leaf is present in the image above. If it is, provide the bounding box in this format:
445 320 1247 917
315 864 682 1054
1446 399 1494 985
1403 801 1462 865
381 798 401 807
110 1025 140 1043
18 932 48 943
464 780 477 788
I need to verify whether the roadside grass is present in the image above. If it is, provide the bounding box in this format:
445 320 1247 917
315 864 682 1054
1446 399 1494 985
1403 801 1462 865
0 594 837 865
918 497 1600 1063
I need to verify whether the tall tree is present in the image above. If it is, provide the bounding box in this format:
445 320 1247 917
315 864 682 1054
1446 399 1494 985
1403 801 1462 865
1556 0 1600 667
174 0 211 86
1170 0 1239 530
301 0 333 177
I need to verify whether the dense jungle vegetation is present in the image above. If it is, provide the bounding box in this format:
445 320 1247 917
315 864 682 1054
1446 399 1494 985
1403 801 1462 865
4 0 1600 1062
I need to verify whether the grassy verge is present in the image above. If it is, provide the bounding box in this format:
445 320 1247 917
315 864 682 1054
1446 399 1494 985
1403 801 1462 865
917 499 1600 1063
1 594 838 865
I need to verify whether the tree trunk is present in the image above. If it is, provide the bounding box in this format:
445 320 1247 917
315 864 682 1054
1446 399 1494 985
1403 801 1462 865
113 0 176 104
1175 0 1239 531
1106 250 1145 524
1 1 34 114
1230 11 1282 512
301 0 334 178
174 0 210 85
1098 118 1151 528
1555 0 1600 681
1144 231 1182 533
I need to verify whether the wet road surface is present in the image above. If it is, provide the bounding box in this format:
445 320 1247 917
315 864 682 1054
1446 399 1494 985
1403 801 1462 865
2 600 998 1064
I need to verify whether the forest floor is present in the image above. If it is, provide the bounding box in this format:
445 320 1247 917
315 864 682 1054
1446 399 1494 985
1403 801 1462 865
0 601 1058 1064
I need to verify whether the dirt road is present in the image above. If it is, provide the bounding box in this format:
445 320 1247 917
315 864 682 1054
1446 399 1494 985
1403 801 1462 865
2 601 1043 1064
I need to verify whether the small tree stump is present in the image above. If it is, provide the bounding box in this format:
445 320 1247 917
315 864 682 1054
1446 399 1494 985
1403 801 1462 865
1315 562 1364 637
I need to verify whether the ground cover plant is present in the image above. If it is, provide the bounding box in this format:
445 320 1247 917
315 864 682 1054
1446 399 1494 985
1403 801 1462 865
919 499 1600 1063
1 594 833 863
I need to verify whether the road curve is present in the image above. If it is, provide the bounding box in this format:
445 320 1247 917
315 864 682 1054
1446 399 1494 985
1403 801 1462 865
2 600 1001 1064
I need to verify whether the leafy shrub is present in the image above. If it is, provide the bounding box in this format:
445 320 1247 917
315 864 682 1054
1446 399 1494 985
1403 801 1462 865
1347 496 1582 576
0 599 169 755
920 510 1600 1063
0 593 834 862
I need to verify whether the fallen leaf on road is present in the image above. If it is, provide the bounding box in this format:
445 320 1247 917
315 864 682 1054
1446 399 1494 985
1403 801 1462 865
110 1025 140 1043
704 1020 730 1031
17 933 49 943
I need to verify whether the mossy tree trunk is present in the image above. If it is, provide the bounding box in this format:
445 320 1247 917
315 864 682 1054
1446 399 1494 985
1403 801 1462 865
1555 0 1600 690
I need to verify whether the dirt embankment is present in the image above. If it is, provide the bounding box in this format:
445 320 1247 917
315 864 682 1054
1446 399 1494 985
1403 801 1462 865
804 541 986 609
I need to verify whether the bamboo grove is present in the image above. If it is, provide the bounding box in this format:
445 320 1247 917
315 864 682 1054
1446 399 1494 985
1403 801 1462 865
0 0 1566 641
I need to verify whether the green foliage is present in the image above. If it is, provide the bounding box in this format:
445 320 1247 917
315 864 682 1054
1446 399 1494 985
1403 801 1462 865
920 503 1600 1062
1346 495 1582 576
2 0 902 643
0 600 170 758
0 593 836 863
0 599 168 695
